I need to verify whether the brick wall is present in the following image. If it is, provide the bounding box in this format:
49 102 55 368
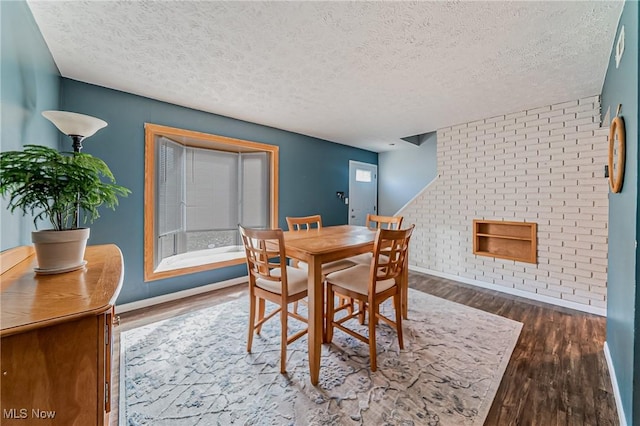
401 95 609 311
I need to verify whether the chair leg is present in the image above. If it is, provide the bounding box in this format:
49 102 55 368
325 284 335 343
394 292 404 350
368 300 377 372
402 264 409 319
293 300 299 315
256 298 266 334
280 299 288 374
341 296 354 315
247 294 256 352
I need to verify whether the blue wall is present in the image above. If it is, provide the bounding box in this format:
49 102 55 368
59 79 377 304
601 1 639 424
0 0 61 250
378 132 437 216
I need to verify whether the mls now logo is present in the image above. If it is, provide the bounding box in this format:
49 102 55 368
3 408 56 419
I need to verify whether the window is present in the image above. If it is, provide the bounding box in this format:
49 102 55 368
355 168 372 182
144 124 278 281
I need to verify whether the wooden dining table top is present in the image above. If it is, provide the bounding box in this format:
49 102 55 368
282 225 376 263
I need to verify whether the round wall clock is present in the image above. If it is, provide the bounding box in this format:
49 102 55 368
608 107 625 193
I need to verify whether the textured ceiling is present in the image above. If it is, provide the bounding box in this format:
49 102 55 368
27 1 622 152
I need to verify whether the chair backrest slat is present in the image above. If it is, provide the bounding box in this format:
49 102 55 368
366 214 403 230
286 215 323 231
370 225 415 292
239 225 288 291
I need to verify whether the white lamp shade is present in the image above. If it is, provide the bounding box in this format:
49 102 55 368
42 110 107 138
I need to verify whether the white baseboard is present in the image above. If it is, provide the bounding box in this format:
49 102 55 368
115 276 248 314
604 341 627 426
409 265 607 317
117 267 607 316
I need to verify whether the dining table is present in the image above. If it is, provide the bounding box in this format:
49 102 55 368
282 224 409 386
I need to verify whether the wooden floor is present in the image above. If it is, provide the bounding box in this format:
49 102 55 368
111 271 619 425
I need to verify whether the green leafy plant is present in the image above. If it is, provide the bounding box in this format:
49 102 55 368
0 144 131 231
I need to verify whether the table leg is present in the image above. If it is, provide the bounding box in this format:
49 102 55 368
307 257 324 386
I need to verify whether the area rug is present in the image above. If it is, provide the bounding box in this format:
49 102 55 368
120 289 522 425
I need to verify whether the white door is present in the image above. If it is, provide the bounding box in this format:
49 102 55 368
348 161 377 226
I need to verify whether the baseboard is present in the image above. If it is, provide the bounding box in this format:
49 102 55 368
115 276 248 314
116 265 607 316
604 341 627 426
409 265 607 317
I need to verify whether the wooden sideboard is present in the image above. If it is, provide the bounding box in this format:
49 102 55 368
1 244 123 426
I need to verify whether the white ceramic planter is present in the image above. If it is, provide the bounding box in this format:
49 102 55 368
31 228 90 273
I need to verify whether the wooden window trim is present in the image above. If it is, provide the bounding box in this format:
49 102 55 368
144 123 279 282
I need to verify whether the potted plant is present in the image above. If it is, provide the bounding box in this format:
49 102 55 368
0 144 130 273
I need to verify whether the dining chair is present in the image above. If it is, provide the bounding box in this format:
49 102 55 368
285 215 357 274
239 225 308 374
285 215 357 314
325 225 415 372
286 214 323 231
349 214 404 265
366 214 404 230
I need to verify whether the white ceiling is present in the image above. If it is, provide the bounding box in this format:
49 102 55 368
27 1 622 153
